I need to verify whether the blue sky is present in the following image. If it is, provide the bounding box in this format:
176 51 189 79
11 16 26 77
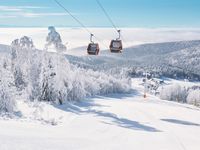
0 0 200 27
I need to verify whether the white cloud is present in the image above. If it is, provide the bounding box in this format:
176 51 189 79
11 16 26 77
0 6 47 12
0 6 23 12
0 5 77 18
18 6 48 9
21 12 68 18
0 12 70 18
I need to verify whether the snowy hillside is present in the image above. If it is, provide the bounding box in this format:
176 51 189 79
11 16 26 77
166 45 200 74
63 40 200 80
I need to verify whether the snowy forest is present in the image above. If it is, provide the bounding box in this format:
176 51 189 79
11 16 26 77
0 27 131 114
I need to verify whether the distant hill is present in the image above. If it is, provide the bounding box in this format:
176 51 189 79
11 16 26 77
164 45 200 74
66 40 200 80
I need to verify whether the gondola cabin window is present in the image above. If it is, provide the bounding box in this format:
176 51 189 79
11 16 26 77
112 41 121 48
90 44 98 51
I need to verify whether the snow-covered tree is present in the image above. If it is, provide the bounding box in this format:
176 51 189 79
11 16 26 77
28 50 43 101
45 26 66 53
40 54 58 103
0 58 16 113
11 36 35 90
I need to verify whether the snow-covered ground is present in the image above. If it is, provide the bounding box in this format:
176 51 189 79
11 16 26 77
1 78 200 150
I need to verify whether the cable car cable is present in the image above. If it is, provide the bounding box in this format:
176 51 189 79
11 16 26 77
96 0 118 32
96 0 128 47
53 0 108 49
54 0 91 34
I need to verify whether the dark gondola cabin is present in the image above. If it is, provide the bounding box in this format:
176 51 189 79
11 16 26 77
110 30 123 53
87 34 99 55
87 43 99 55
110 40 122 53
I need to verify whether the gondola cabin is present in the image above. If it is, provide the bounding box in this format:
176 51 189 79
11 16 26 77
110 40 122 53
87 43 99 55
110 30 123 53
87 34 99 55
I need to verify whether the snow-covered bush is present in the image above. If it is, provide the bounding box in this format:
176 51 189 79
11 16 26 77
187 89 200 106
160 84 187 102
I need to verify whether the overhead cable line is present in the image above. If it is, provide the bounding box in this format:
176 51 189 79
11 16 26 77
96 0 128 46
54 0 108 49
54 0 91 34
96 0 118 32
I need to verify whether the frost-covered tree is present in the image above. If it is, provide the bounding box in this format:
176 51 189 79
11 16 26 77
11 36 35 90
19 36 35 49
39 52 68 104
11 36 45 102
0 58 16 113
28 50 43 101
40 54 58 103
45 26 66 53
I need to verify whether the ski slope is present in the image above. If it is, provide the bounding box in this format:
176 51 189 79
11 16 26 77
0 79 200 150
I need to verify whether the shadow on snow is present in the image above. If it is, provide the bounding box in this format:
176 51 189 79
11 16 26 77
161 119 200 126
55 93 160 132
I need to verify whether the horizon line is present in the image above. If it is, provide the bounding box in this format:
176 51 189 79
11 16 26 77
1 25 200 29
